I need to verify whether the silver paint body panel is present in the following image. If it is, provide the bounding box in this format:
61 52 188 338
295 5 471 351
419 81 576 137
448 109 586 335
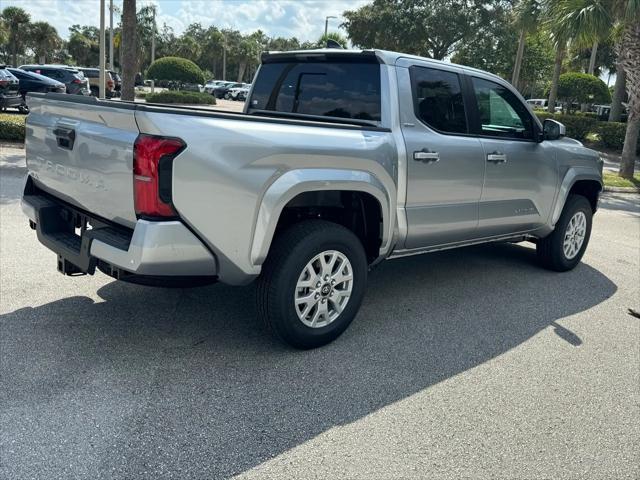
23 49 603 285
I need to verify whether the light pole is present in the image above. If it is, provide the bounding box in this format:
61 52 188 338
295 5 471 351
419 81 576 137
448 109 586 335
324 15 337 38
222 35 227 81
99 0 106 98
108 0 113 70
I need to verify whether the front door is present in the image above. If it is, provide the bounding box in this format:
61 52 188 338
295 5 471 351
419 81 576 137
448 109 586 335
397 61 485 249
467 76 558 236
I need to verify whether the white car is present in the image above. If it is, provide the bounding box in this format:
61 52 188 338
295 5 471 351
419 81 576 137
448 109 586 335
228 84 251 101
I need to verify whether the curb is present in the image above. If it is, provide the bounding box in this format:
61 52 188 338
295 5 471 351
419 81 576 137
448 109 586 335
603 186 640 194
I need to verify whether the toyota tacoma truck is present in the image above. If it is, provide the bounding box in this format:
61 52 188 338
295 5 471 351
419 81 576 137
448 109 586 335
21 49 603 349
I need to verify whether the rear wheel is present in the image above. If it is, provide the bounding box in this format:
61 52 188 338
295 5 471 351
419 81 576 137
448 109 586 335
537 194 593 271
257 220 368 349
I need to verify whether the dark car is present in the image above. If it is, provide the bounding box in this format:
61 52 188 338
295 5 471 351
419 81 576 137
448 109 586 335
8 68 66 112
18 65 90 96
0 65 21 111
212 82 243 99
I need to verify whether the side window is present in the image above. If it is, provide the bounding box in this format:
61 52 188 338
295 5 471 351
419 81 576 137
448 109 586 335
409 66 468 134
471 77 534 140
40 69 59 80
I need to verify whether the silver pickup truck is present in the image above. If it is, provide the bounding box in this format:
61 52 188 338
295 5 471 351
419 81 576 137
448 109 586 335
22 49 603 348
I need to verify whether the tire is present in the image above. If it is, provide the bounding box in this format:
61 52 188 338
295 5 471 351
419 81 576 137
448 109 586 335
537 194 593 271
257 220 368 349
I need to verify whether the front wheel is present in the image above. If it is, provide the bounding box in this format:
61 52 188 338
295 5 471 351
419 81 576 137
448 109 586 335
537 194 593 271
257 220 368 349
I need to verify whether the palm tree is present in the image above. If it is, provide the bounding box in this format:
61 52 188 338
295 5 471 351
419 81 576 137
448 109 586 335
1 6 30 66
544 2 572 113
316 32 348 49
121 0 137 101
511 0 542 90
549 0 613 110
614 2 639 178
29 21 61 64
549 0 638 177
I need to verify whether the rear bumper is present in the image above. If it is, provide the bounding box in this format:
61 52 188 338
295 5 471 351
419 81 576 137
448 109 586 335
22 187 218 278
0 94 22 108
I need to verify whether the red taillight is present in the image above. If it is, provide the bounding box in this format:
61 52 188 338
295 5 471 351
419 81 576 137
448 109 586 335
72 78 82 84
133 134 185 218
107 79 114 88
0 80 8 87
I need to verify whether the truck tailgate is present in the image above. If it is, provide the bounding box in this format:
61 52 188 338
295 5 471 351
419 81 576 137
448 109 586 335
25 94 139 228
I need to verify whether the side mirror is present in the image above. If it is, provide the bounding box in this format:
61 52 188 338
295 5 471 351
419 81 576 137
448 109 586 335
543 119 565 141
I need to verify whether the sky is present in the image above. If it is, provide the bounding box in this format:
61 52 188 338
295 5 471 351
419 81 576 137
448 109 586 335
4 0 370 42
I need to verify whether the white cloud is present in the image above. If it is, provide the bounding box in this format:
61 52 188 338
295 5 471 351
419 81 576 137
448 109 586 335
3 0 369 42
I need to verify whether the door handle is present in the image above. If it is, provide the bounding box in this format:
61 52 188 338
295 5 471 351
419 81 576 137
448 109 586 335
486 152 507 163
414 150 439 163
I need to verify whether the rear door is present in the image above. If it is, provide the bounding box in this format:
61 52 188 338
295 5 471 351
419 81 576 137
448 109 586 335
466 75 557 236
26 95 140 227
397 59 484 249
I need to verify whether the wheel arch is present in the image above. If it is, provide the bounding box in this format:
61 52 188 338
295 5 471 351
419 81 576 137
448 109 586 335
250 169 396 267
551 167 603 226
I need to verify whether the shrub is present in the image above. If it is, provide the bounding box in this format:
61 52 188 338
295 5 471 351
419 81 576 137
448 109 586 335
557 72 610 113
596 122 626 150
145 91 216 105
575 111 598 119
0 113 26 142
535 112 597 141
146 57 206 85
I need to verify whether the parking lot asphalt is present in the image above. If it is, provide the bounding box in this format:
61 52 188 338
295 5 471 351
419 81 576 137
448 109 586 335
1 145 639 479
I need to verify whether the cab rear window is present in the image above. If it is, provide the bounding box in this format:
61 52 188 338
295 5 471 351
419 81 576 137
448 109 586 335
249 61 381 122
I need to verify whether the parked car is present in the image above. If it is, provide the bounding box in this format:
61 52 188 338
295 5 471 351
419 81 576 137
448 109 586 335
204 80 226 94
77 68 115 97
21 49 603 349
526 98 562 112
0 65 21 111
7 67 66 113
109 70 122 97
18 65 90 95
212 82 243 99
228 83 251 101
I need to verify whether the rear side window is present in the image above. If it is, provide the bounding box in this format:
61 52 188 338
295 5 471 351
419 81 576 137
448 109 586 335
250 62 381 121
39 69 63 80
410 66 467 134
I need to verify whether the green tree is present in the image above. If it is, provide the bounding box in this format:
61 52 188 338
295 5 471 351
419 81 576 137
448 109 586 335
343 0 491 60
548 0 613 111
175 35 202 63
1 6 30 66
548 0 638 177
316 32 348 49
451 2 516 78
267 36 301 52
557 72 611 111
67 25 100 66
511 0 543 89
28 21 61 64
146 56 205 85
615 1 639 178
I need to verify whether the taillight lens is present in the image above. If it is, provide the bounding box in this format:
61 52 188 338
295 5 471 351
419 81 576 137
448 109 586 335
107 80 114 88
72 78 82 84
133 134 185 218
